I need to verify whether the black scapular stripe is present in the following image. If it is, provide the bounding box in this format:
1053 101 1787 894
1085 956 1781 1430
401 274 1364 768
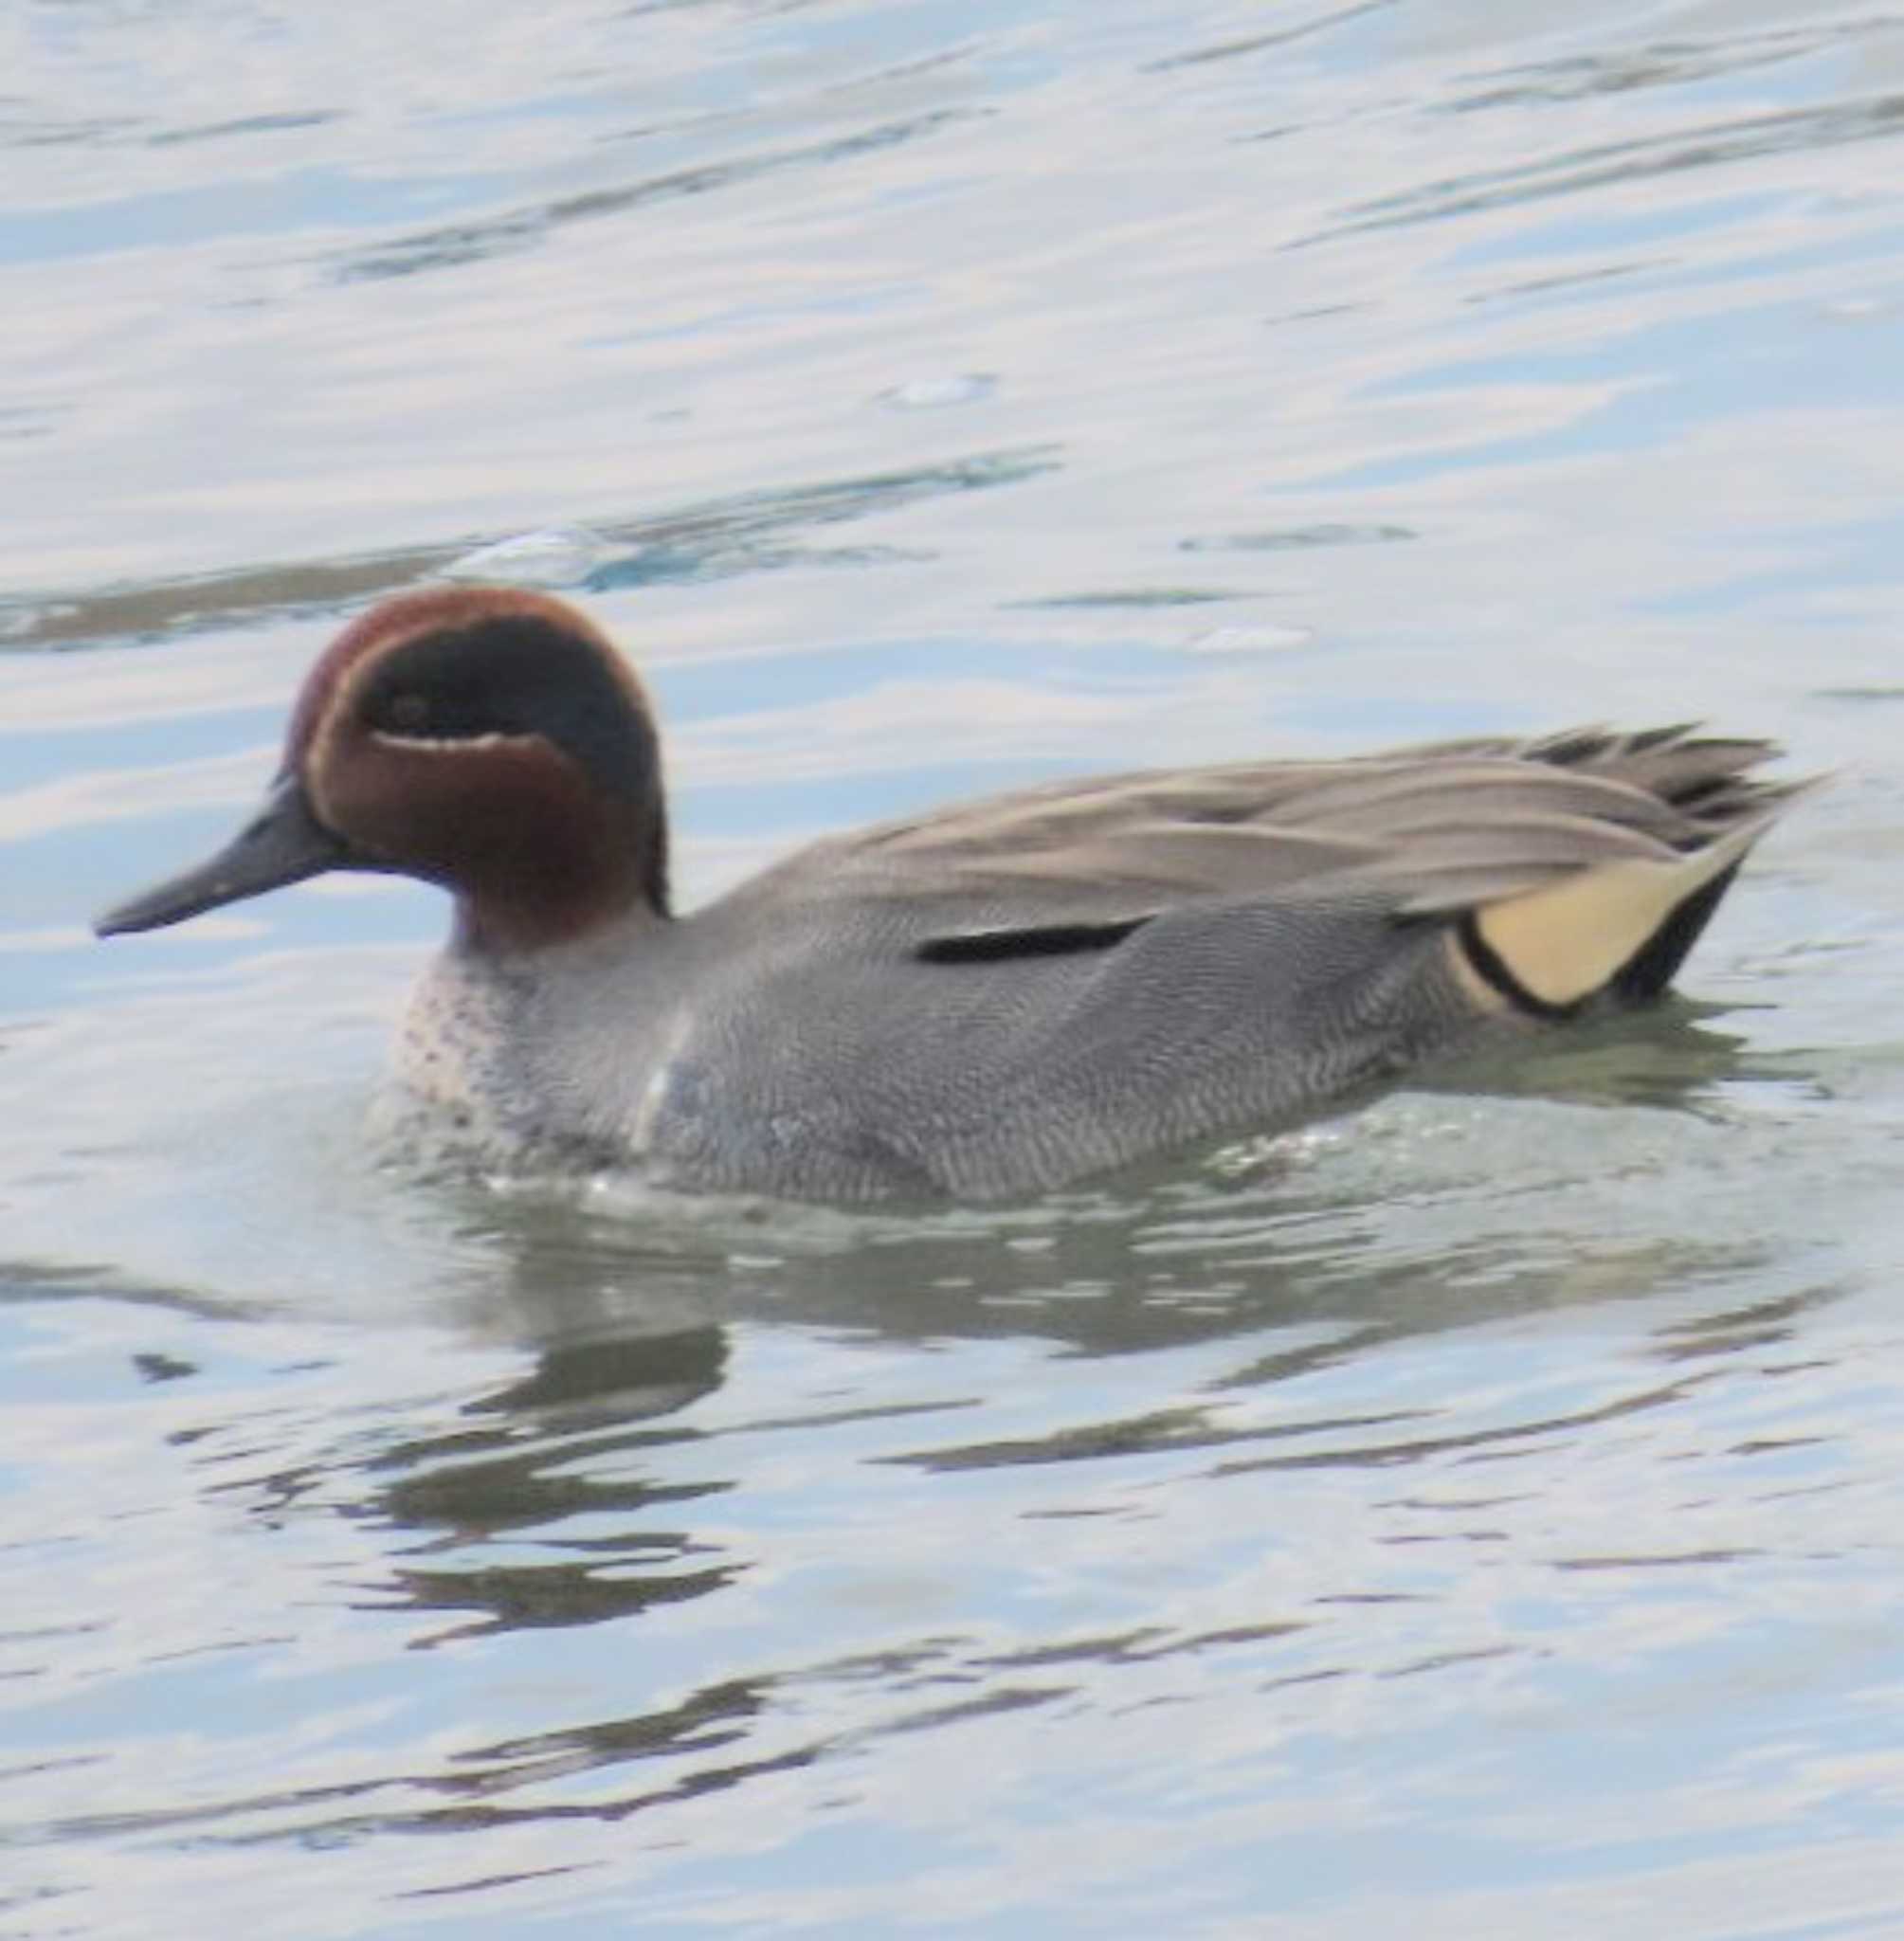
916 915 1152 965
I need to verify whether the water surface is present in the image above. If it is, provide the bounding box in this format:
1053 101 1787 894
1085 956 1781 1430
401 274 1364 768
5 1 1904 1934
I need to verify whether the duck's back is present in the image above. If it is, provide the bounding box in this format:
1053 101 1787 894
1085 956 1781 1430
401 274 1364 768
607 726 1802 1201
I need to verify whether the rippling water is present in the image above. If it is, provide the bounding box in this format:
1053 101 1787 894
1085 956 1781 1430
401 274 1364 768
6 1 1904 1934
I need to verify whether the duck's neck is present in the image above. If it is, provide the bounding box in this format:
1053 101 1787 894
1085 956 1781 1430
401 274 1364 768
440 780 671 956
450 882 669 960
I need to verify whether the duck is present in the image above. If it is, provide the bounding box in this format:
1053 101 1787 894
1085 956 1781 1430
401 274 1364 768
96 586 1807 1203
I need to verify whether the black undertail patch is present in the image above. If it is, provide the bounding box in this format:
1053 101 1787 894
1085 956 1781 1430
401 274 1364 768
1611 861 1742 1003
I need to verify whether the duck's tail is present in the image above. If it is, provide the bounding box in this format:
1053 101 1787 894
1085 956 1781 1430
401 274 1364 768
1464 808 1783 1017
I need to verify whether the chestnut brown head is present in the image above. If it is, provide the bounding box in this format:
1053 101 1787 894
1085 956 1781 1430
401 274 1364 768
97 587 671 952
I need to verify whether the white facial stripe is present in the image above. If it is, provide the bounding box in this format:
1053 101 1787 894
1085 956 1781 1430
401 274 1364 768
368 730 541 753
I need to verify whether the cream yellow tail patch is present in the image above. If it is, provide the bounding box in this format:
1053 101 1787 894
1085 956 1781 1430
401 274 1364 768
1473 817 1768 1010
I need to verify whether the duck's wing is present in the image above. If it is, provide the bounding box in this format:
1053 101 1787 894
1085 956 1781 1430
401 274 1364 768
740 725 1808 1009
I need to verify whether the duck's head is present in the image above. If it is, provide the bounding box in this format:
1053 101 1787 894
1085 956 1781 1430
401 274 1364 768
96 587 670 952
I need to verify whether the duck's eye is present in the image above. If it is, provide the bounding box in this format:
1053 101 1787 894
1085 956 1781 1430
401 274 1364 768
382 691 432 734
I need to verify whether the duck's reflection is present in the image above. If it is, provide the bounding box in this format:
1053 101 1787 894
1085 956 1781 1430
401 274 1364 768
466 1318 729 1428
340 1004 1787 1644
157 1002 1836 1851
361 1310 733 1639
